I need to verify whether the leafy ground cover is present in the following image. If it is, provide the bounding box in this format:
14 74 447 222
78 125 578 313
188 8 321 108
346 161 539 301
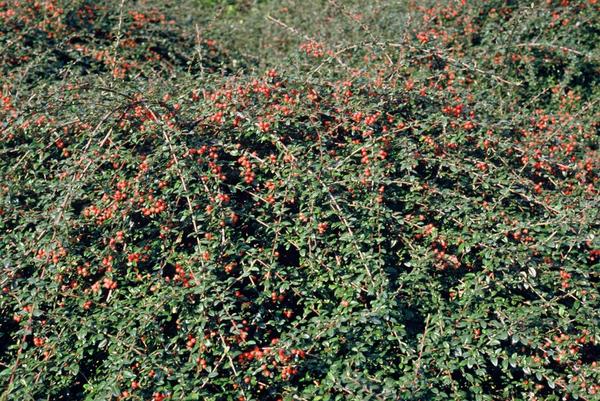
0 1 599 400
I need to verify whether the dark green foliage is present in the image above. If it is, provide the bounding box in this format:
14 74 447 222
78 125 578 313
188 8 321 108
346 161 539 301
0 1 598 400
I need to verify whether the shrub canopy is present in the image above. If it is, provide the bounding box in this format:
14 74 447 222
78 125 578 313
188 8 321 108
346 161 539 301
0 1 598 400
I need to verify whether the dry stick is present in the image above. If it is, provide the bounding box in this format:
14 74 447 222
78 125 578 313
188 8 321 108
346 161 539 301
273 139 373 286
266 11 521 88
314 175 375 285
53 110 116 226
206 290 246 398
265 15 310 41
218 331 241 380
147 115 200 249
383 42 522 87
412 313 431 388
109 0 127 75
328 0 393 66
194 24 206 77
267 11 521 90
273 142 370 291
514 42 588 57
144 107 206 286
265 145 296 268
461 156 561 215
41 102 130 261
265 15 347 68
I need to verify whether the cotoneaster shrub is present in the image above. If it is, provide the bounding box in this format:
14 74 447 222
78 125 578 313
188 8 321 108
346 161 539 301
0 1 599 401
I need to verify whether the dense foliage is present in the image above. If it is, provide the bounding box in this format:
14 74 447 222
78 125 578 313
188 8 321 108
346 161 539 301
1 1 599 400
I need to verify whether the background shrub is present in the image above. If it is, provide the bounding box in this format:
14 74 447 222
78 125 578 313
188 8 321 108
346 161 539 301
0 1 598 400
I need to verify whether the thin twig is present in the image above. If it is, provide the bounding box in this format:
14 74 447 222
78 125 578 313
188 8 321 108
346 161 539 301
144 106 206 286
412 313 431 388
515 42 587 57
315 176 375 285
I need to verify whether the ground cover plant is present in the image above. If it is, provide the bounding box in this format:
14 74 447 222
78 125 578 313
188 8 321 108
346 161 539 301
0 0 599 400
